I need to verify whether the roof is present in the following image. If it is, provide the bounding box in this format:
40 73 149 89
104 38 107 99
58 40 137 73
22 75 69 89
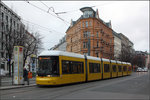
80 7 95 13
39 50 85 59
112 30 121 39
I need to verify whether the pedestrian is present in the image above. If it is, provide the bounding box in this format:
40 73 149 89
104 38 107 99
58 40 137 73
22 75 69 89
23 67 29 85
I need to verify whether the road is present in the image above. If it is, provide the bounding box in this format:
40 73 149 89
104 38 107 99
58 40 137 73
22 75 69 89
0 72 149 100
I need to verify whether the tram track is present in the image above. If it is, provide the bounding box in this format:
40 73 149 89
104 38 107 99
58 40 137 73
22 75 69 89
1 72 147 99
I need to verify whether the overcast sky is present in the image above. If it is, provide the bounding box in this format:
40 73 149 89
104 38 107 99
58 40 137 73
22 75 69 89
2 1 149 52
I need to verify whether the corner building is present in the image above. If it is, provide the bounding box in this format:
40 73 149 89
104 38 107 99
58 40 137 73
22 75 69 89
66 7 114 59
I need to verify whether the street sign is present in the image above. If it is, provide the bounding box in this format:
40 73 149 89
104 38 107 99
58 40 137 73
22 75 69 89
13 46 24 85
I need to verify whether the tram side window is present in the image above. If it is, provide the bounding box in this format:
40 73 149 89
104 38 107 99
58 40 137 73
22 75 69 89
89 63 100 73
77 62 84 73
128 66 131 71
112 65 117 72
62 60 84 74
104 64 110 72
71 61 84 74
118 66 122 72
62 60 70 74
123 66 127 71
71 61 78 74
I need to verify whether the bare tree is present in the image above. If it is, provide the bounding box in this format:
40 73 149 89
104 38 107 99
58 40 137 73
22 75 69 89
132 54 146 68
4 19 43 76
22 31 43 68
119 47 134 63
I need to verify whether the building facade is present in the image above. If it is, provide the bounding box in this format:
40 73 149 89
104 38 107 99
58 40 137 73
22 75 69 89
50 35 67 51
113 31 121 60
0 2 22 71
118 33 134 62
66 7 114 59
0 2 37 73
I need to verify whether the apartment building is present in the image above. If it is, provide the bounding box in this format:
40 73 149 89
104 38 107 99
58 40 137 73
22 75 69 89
66 7 114 59
0 2 37 73
113 30 121 60
0 2 22 71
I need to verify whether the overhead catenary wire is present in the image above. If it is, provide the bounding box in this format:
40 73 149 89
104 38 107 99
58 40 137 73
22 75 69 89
22 18 66 35
24 0 70 25
54 2 115 15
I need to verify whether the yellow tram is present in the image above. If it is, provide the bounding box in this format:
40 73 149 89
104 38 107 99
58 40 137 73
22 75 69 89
36 50 132 86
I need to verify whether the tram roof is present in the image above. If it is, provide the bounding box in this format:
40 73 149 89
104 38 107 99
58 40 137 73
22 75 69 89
111 60 117 63
86 56 101 61
116 61 122 64
39 50 85 59
122 62 127 64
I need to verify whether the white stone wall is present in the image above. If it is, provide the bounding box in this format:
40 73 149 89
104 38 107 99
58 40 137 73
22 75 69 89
114 35 121 60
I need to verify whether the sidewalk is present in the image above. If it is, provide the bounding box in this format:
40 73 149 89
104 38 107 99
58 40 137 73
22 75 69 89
0 76 36 90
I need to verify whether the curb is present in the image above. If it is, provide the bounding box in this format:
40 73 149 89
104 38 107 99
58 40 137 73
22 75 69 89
0 84 37 90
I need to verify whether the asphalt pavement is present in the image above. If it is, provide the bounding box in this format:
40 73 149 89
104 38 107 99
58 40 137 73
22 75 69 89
0 71 149 100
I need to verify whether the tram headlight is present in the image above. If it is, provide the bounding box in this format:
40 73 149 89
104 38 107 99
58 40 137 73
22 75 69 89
47 75 51 77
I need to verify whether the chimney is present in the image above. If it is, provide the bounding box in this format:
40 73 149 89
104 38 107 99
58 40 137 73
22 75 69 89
96 9 99 19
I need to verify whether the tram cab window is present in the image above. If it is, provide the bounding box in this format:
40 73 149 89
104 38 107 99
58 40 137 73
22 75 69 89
112 65 117 72
118 65 122 72
104 64 110 72
37 56 59 76
89 63 100 73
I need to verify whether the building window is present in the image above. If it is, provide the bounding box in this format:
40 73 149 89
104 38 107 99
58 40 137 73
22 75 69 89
89 21 91 26
85 21 88 27
83 52 88 55
96 31 99 38
110 39 112 44
6 16 8 23
71 38 72 43
1 52 4 58
96 52 99 57
2 32 4 40
71 46 72 52
110 47 112 52
83 42 88 48
83 31 88 38
97 41 99 47
2 42 4 50
82 21 84 27
14 21 16 27
2 12 4 20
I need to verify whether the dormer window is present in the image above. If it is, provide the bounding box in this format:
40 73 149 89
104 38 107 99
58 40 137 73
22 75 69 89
80 7 95 18
83 11 93 18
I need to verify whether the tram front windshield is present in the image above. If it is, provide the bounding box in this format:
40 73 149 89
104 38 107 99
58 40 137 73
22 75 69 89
37 56 59 76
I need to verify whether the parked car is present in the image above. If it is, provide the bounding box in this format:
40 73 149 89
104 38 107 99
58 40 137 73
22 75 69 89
0 68 9 76
137 67 142 72
143 67 148 72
